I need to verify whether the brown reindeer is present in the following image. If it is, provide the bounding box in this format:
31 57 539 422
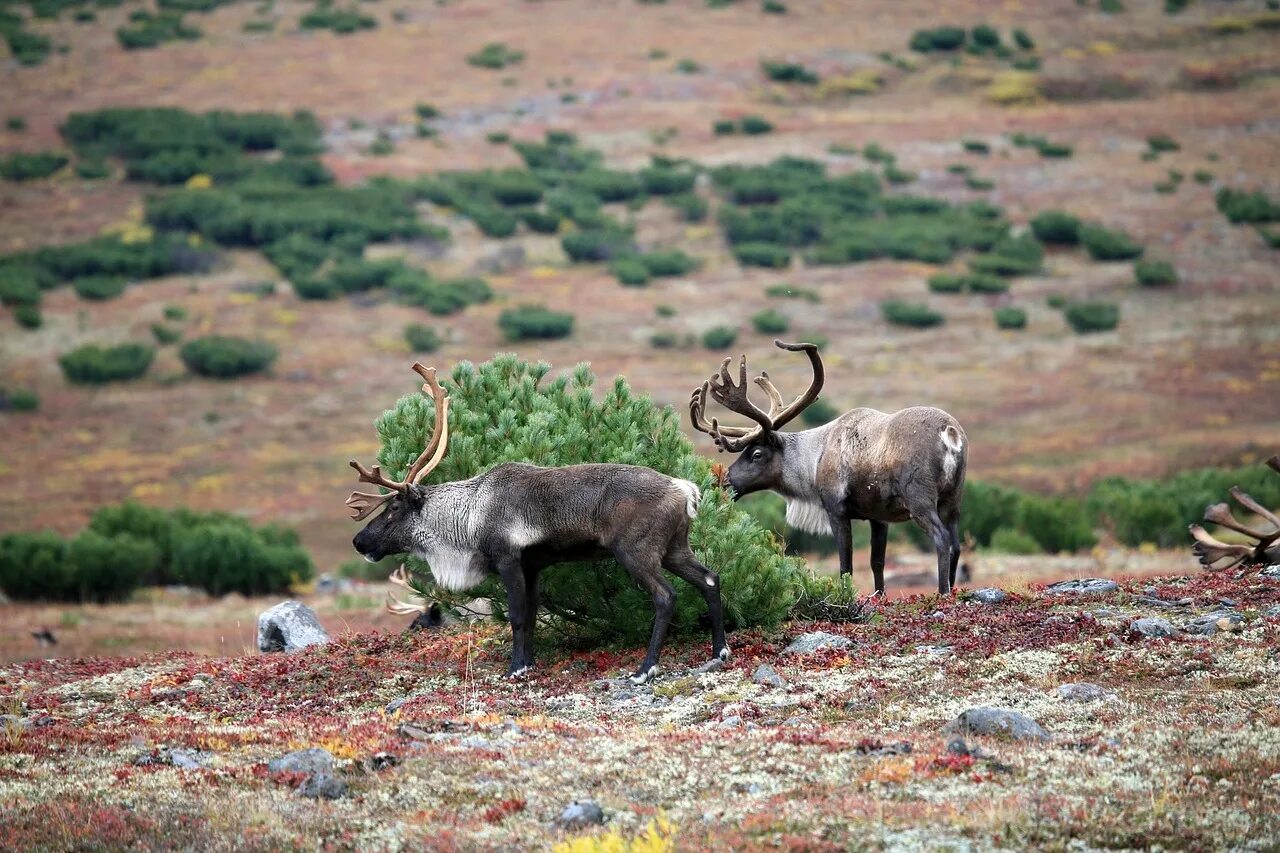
690 340 967 596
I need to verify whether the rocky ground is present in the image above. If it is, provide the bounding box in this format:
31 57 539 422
3 565 1279 850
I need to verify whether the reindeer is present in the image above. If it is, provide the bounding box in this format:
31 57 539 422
347 363 728 683
689 340 967 596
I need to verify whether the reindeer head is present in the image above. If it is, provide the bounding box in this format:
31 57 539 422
689 339 824 498
348 363 451 562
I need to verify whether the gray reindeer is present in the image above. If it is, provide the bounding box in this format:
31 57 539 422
690 340 967 596
348 363 728 683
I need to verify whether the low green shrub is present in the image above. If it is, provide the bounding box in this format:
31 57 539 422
885 165 916 185
116 11 201 49
1030 210 1082 244
1017 494 1097 553
163 304 188 321
1147 133 1179 153
967 272 1010 293
0 267 42 306
739 115 774 135
0 151 69 181
73 275 127 301
649 331 679 349
701 325 738 349
994 305 1027 329
762 0 787 12
971 24 1001 48
799 397 839 427
638 249 697 277
14 304 42 329
1216 187 1280 224
909 26 967 52
1134 259 1177 287
151 323 181 344
498 305 574 340
1013 28 1035 49
180 335 277 378
1064 300 1120 333
665 193 708 222
611 257 651 286
0 533 72 600
639 165 696 196
520 208 562 234
59 342 155 384
561 228 635 262
751 308 789 334
965 176 994 190
67 531 158 602
467 42 525 69
861 142 894 163
733 242 791 268
1080 224 1144 260
0 386 39 411
299 5 375 33
765 283 819 302
762 60 819 84
1035 140 1073 158
170 522 310 596
962 139 990 154
881 299 944 328
928 273 965 294
404 323 441 352
989 527 1040 554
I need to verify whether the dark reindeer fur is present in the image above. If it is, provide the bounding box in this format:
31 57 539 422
692 341 967 596
348 365 727 683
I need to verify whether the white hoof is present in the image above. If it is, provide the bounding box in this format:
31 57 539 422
718 646 731 662
629 665 658 685
508 665 531 679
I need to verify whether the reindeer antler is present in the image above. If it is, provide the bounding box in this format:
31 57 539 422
346 363 452 521
1188 454 1280 570
689 339 825 452
385 563 430 616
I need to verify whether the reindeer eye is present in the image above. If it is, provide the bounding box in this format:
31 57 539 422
751 449 764 462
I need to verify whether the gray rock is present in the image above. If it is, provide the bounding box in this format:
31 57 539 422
385 697 409 714
1130 617 1176 638
1260 564 1280 579
946 707 1049 741
1045 578 1118 596
557 800 605 828
1264 605 1280 618
693 657 725 674
168 749 203 770
298 772 347 800
752 664 785 688
784 631 853 654
1056 683 1115 703
970 588 1008 604
1182 611 1243 636
0 714 30 731
268 747 335 776
719 715 743 729
257 601 329 653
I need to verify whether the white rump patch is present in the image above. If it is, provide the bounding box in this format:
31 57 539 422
672 478 701 518
940 426 964 484
786 500 833 536
940 426 964 453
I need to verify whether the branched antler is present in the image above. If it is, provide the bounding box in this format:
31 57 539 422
385 563 429 616
346 363 452 521
688 339 825 452
1189 454 1280 570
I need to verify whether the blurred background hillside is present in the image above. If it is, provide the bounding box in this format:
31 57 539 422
1 0 1278 658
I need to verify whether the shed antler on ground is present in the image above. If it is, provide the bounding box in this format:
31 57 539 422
1189 454 1280 569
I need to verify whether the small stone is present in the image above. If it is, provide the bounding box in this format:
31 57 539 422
783 631 852 654
168 749 203 770
694 657 725 674
298 772 347 800
946 707 1049 741
1183 611 1243 636
257 601 329 654
385 697 409 714
1259 564 1280 579
752 664 785 688
1056 683 1115 703
1045 578 1118 596
557 800 605 828
268 747 335 776
946 736 972 756
1264 605 1280 618
719 715 743 729
1218 598 1238 607
0 715 30 731
1129 617 1176 638
970 588 1007 604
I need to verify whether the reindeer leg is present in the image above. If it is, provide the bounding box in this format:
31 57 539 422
496 554 533 677
618 551 675 684
828 510 854 578
946 517 961 590
868 520 888 597
914 510 954 596
663 544 729 663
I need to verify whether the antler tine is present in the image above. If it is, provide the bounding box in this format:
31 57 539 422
346 490 394 521
386 590 428 616
1204 502 1276 544
707 356 775 431
389 563 414 590
1227 486 1280 537
689 382 756 440
766 339 826 430
1189 523 1253 570
405 363 451 485
753 370 785 419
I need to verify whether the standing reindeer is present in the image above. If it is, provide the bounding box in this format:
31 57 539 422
689 340 967 596
347 363 728 683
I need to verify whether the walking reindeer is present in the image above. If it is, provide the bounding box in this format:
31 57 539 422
690 340 967 596
348 363 728 682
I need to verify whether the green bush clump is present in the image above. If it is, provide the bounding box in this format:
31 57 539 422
989 527 1040 554
968 233 1044 276
392 272 492 316
116 11 201 49
562 228 635 262
610 257 651 286
498 305 574 340
520 208 562 233
0 151 69 181
73 275 127 301
0 533 72 600
0 16 52 65
971 24 1001 49
733 242 791 268
1134 259 1177 287
962 139 990 155
59 342 155 384
1035 140 1073 158
927 273 965 294
799 397 839 427
967 272 1010 293
638 249 697 277
639 165 696 196
1 385 39 411
649 331 679 349
861 142 894 164
467 42 525 69
151 323 181 344
994 305 1027 329
751 308 789 334
179 335 277 378
369 355 803 645
765 283 819 302
1013 28 1035 49
762 60 819 85
414 103 440 120
1030 210 1082 244
1018 494 1098 553
1064 300 1120 333
701 326 738 349
965 176 994 190
882 299 944 328
1216 187 1280 224
1080 224 1144 260
1147 134 1179 153
665 192 709 222
762 0 787 12
884 165 916 185
14 304 42 329
0 266 42 306
67 532 159 602
404 323 441 353
299 4 376 33
910 26 967 52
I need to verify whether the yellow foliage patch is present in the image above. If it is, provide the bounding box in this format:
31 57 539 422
985 71 1041 105
531 266 560 279
1209 15 1253 34
554 815 675 853
274 309 299 327
817 70 883 98
228 293 258 305
185 173 214 190
1087 40 1117 56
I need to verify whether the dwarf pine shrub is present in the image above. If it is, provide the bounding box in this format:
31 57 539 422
881 300 944 328
1030 210 1082 244
59 342 155 384
751 308 789 334
1080 224 1144 260
180 335 277 378
0 151 68 181
701 326 738 349
1064 300 1120 333
404 323 441 353
368 355 803 645
994 305 1027 329
1134 259 1177 287
498 305 574 340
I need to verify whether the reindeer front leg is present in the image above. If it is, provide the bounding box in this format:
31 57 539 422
868 520 888 597
497 555 534 677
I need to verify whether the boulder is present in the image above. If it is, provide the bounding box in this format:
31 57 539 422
557 800 605 828
784 631 852 654
752 664 785 688
1129 618 1176 638
946 707 1049 741
970 588 1008 604
268 747 335 776
1044 578 1118 596
298 772 347 800
257 601 329 653
1182 611 1243 635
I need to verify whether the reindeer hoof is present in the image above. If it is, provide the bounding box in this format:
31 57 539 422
717 646 731 662
508 665 532 679
629 665 658 685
